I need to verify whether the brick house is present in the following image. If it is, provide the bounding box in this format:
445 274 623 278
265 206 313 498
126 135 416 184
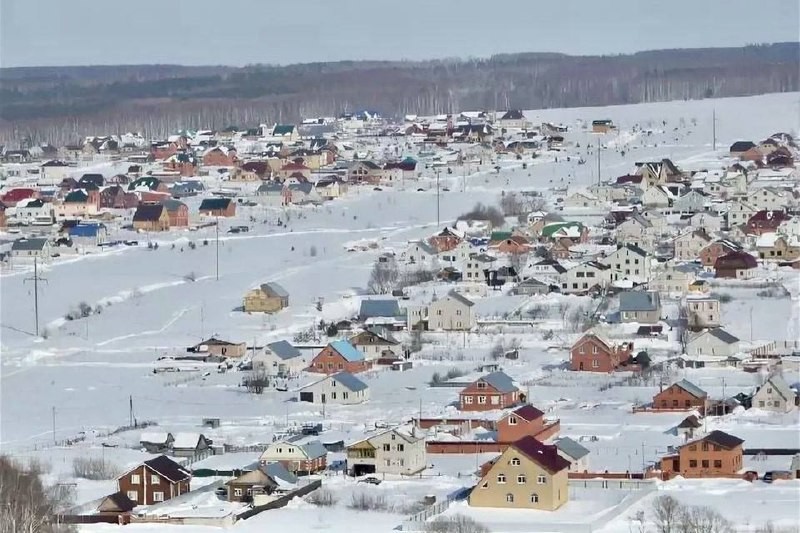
745 210 790 236
659 430 744 479
492 235 532 255
570 333 634 372
199 197 236 217
202 146 238 167
653 379 708 411
100 185 139 209
428 227 463 253
117 456 190 506
699 240 742 269
714 251 757 279
132 203 169 231
308 340 371 374
459 371 522 411
162 199 189 227
496 405 546 442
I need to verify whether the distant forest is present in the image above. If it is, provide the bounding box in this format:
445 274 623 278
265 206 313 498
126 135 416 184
0 43 797 146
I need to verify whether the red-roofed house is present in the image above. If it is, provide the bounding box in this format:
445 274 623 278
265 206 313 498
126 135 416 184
202 146 238 167
277 162 311 181
1 188 37 206
570 333 634 373
496 405 546 442
745 210 790 236
714 251 758 279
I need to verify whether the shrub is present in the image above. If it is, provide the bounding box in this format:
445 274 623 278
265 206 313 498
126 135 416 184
72 457 118 480
424 515 489 533
348 492 390 511
306 488 337 506
242 371 270 394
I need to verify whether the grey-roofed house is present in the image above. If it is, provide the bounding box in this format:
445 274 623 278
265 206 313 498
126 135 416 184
253 340 307 376
298 371 370 405
619 290 661 324
554 437 590 472
459 371 521 411
244 282 289 313
358 299 401 321
10 238 51 261
686 328 740 359
752 374 797 413
256 181 285 207
428 290 476 331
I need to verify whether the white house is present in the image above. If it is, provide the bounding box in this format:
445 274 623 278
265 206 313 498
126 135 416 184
259 440 327 474
752 375 796 413
428 290 476 331
673 229 712 262
641 186 671 208
616 213 653 241
686 328 740 358
559 261 611 294
252 340 307 376
685 297 721 329
527 258 567 281
346 426 426 476
726 200 757 228
464 253 496 283
10 238 52 261
599 244 652 283
13 198 55 225
554 437 590 473
402 240 437 265
563 190 603 209
649 262 696 294
747 187 789 212
298 372 369 405
689 213 723 233
440 239 474 266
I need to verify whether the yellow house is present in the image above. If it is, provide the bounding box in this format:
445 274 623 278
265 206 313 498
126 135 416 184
243 282 289 313
469 436 570 511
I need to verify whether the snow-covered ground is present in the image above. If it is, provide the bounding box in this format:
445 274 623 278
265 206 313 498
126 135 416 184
2 92 800 532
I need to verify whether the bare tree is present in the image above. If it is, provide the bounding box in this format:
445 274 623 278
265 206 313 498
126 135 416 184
367 257 399 294
242 371 270 394
0 456 75 533
651 495 683 533
678 505 733 533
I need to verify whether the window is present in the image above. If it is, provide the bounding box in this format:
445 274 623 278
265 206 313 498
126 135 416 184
592 360 599 368
592 346 598 354
477 381 486 389
508 416 517 426
481 481 488 489
437 310 443 315
701 460 709 468
126 491 138 501
506 493 514 503
689 460 697 468
714 460 722 468
397 444 405 452
343 392 349 400
491 396 499 405
510 457 521 466
478 396 486 404
517 474 526 484
152 492 164 502
234 488 243 496
151 475 160 485
385 459 391 466
537 475 546 484
579 346 585 354
497 473 506 484
702 443 709 452
464 396 473 404
759 400 765 407
131 474 140 485
587 272 595 278
576 272 585 278
530 493 539 503
773 401 780 407
383 444 391 451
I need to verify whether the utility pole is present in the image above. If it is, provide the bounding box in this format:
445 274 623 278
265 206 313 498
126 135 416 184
129 395 134 427
24 258 47 337
215 217 220 281
712 108 717 151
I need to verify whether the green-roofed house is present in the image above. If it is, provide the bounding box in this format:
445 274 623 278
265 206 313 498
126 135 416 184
199 197 236 217
539 221 588 243
271 124 299 142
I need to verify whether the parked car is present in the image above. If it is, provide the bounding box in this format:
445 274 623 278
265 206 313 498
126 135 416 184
358 476 382 485
763 471 791 483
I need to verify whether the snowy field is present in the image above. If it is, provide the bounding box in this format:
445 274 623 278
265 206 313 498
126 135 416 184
1 92 800 531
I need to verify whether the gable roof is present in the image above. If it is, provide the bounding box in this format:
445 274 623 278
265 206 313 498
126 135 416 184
673 379 707 399
500 110 524 120
758 375 796 402
162 199 187 213
132 203 165 222
693 430 744 450
172 433 207 450
11 238 48 251
141 456 191 483
510 404 544 422
267 340 301 360
140 432 173 445
554 437 590 461
478 371 517 393
260 282 289 298
331 371 369 392
98 491 137 513
300 440 328 459
705 328 740 344
511 436 571 474
444 290 475 308
329 340 365 362
199 197 232 211
358 299 400 319
619 291 660 312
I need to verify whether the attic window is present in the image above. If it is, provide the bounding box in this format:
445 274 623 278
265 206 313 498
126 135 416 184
477 382 486 389
510 457 521 466
508 416 517 426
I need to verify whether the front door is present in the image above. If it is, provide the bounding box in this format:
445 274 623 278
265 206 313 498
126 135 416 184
321 393 326 404
579 362 584 370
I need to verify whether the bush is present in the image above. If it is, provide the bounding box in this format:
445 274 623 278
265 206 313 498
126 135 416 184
242 371 270 394
490 342 505 360
72 457 118 480
457 203 504 227
425 515 489 533
348 492 390 511
306 488 337 506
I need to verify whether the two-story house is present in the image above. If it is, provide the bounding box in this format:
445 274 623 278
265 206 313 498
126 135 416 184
259 440 327 474
673 229 712 262
618 290 661 324
459 371 522 411
298 372 370 405
570 333 634 372
428 290 476 331
685 297 721 330
346 426 426 476
117 456 191 506
599 244 652 283
349 327 400 360
559 261 611 294
653 379 708 411
308 341 371 374
752 375 797 413
660 430 744 479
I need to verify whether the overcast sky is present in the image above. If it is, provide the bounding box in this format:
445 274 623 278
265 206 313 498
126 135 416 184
1 0 798 67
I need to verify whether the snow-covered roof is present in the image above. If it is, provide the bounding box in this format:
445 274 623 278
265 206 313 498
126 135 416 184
172 433 204 450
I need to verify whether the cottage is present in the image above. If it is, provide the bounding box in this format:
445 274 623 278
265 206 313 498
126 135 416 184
559 261 610 294
10 238 51 261
171 433 212 458
459 371 521 411
428 290 476 331
699 239 742 269
659 430 744 479
726 201 757 228
259 440 327 474
117 456 190 506
253 340 306 376
554 437 590 473
403 240 437 265
470 436 570 511
634 159 683 186
225 462 296 503
202 146 238 167
649 262 696 294
243 282 289 313
13 198 54 225
511 277 551 296
570 333 634 372
464 253 497 282
496 109 529 129
714 251 757 279
190 337 247 358
673 229 712 262
347 160 383 184
40 160 71 183
358 298 401 322
619 291 661 324
496 404 546 442
729 141 756 156
309 340 370 374
686 328 740 358
162 199 189 228
96 491 137 517
199 197 236 217
752 375 797 413
346 426 426 476
747 188 789 212
653 379 708 411
746 210 790 236
132 203 169 232
756 233 800 261
600 244 651 283
349 327 400 360
299 372 370 405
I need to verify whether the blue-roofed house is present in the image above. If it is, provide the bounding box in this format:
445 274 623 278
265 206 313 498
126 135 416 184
67 222 107 247
253 340 307 376
309 341 370 375
298 372 370 405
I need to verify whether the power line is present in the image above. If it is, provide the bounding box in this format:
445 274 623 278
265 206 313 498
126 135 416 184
23 258 48 337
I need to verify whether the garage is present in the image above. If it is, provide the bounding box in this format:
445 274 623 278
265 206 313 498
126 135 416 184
299 392 314 403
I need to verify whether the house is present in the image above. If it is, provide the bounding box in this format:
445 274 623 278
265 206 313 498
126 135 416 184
492 235 532 255
298 372 370 405
68 222 108 248
269 124 300 142
686 297 721 329
162 199 189 228
358 299 401 322
634 159 683 185
243 282 289 313
528 258 566 280
253 340 306 376
10 238 51 261
171 433 212 458
641 186 671 208
746 210 790 236
428 227 464 254
13 198 54 225
464 253 497 282
132 203 169 232
225 462 297 503
190 337 247 358
315 176 348 200
600 244 651 283
496 404 547 443
616 213 653 241
349 327 400 360
255 181 285 207
540 221 588 243
699 239 742 269
40 160 72 183
308 340 370 374
117 456 191 506
752 375 797 412
469 436 570 511
619 291 661 324
439 239 474 266
496 109 529 129
139 432 174 454
199 197 236 217
511 277 551 296
686 328 740 358
649 262 696 294
563 190 602 209
95 491 137 517
570 333 634 372
653 379 708 411
202 146 238 167
259 440 327 475
673 229 712 262
757 233 800 261
659 430 744 478
689 212 723 233
428 290 476 331
402 240 437 265
459 371 522 411
714 251 757 279
672 190 708 214
55 189 100 219
747 188 789 212
559 261 610 294
99 185 139 209
726 200 757 228
592 119 616 134
347 160 383 184
346 426 426 476
554 437 590 473
729 141 756 156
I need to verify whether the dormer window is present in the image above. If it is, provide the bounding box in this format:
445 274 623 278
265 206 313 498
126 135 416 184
477 382 486 389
